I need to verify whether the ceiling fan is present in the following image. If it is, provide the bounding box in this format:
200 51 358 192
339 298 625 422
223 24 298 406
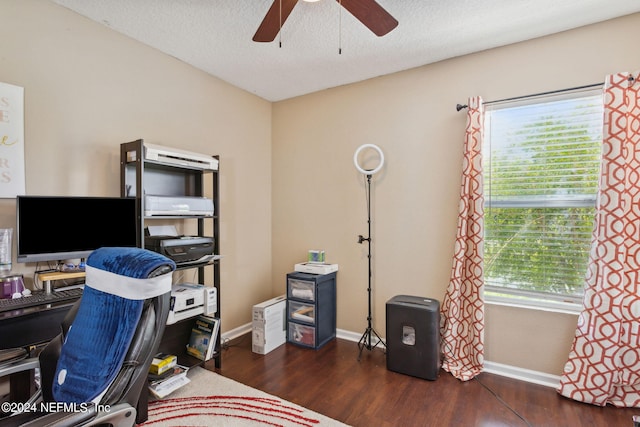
252 0 398 42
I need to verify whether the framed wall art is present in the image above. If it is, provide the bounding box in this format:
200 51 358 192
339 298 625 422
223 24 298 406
0 81 25 198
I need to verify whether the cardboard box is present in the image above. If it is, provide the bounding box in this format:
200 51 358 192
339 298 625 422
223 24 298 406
252 295 286 354
149 353 177 375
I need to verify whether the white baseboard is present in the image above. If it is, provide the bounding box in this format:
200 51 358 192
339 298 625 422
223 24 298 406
336 329 560 388
222 325 370 345
226 325 560 389
483 361 561 388
336 328 374 343
222 322 252 343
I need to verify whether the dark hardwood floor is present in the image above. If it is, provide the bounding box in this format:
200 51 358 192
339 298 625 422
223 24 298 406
206 335 638 427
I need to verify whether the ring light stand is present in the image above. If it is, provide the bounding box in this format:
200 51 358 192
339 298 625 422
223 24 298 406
353 144 386 361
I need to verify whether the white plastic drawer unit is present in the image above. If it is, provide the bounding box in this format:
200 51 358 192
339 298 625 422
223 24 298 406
288 300 315 325
287 278 315 302
288 323 315 348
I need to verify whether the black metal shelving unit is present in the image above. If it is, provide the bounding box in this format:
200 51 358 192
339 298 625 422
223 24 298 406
120 139 221 369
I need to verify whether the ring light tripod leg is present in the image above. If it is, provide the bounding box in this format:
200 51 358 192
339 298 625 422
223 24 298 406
356 173 386 361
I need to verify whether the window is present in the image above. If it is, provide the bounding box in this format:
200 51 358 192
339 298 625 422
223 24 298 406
483 89 603 308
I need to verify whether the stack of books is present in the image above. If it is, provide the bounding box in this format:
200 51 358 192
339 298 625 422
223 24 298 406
186 315 220 361
148 364 190 399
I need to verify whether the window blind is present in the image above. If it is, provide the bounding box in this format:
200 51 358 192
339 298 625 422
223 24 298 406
483 90 603 303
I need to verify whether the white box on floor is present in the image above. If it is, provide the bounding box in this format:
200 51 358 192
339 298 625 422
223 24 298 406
252 295 287 355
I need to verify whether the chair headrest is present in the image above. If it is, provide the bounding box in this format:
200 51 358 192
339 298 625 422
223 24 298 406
85 247 176 300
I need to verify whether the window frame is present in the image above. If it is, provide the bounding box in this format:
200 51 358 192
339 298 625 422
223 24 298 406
482 88 603 313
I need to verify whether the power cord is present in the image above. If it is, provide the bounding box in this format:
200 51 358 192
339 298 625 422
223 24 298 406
440 340 532 426
473 374 533 427
221 336 232 351
221 332 249 351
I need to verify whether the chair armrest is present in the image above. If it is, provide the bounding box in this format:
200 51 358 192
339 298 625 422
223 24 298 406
0 403 97 427
86 402 137 427
0 401 136 427
0 357 39 377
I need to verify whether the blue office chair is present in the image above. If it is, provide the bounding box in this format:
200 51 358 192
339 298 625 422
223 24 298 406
0 247 175 427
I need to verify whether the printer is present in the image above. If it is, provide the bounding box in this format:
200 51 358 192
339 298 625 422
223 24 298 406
145 235 214 264
144 195 214 217
145 225 214 264
166 283 217 325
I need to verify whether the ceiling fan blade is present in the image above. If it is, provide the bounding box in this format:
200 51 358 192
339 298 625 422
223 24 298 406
338 0 398 37
253 0 300 42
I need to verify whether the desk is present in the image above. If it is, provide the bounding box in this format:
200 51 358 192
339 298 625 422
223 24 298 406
0 270 85 349
0 302 76 350
0 301 77 404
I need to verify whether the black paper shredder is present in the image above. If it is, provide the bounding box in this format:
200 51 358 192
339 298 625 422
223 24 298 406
386 295 440 380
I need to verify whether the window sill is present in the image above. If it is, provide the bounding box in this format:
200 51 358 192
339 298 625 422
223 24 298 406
485 295 583 316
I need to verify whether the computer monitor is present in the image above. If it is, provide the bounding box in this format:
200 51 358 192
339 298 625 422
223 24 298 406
16 195 138 264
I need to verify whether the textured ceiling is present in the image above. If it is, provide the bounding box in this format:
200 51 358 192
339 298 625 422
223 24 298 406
51 0 640 102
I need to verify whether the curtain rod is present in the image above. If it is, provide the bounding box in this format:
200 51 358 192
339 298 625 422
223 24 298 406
455 81 613 112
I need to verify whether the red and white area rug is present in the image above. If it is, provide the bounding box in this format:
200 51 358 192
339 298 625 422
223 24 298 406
141 367 349 427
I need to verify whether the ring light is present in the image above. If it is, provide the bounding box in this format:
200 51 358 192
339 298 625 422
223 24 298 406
353 144 385 175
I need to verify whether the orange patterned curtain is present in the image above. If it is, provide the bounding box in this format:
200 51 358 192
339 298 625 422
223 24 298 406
440 96 485 381
558 72 640 407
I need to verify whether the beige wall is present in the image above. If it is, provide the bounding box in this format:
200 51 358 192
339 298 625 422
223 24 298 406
271 13 640 375
0 0 273 332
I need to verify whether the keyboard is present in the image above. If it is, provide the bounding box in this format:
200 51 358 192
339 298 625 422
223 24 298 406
0 288 83 313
